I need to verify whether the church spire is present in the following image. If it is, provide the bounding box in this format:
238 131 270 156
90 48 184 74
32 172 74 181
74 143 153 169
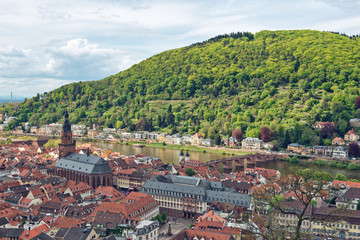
62 110 71 133
59 109 76 158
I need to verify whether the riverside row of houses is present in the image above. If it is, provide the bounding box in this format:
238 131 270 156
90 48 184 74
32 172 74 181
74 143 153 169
97 131 216 147
286 124 360 159
287 144 349 158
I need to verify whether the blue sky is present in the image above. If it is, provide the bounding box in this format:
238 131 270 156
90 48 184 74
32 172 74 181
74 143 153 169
0 0 360 97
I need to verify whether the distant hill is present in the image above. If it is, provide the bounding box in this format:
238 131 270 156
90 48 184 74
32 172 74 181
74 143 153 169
2 30 360 147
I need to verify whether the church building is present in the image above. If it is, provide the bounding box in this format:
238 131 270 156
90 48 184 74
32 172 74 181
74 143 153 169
53 111 113 189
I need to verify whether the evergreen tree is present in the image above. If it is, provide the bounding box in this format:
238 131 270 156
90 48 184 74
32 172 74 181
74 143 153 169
214 134 221 145
157 115 163 128
166 105 175 126
283 130 291 148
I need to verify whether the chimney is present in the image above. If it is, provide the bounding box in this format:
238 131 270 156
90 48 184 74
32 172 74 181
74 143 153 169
86 148 90 156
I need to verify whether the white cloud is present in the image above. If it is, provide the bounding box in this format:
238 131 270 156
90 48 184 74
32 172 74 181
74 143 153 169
48 38 131 79
0 38 131 96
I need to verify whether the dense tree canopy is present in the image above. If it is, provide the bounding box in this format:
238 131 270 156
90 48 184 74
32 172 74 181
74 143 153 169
348 142 360 157
2 30 360 148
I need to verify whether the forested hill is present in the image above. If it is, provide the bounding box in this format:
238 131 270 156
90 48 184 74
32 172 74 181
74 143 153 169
3 30 360 147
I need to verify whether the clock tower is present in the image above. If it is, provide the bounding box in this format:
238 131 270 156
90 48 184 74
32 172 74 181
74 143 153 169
58 110 76 158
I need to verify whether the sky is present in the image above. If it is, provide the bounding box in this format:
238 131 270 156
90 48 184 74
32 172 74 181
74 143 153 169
0 0 360 98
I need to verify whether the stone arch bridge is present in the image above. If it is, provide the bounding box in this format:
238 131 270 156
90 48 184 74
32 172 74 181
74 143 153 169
205 153 287 170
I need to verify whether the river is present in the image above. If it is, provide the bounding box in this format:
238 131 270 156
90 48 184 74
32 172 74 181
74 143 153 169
91 142 360 180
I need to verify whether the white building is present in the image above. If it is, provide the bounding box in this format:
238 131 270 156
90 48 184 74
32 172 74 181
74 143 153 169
201 139 214 146
133 220 159 240
242 137 263 150
333 146 348 159
72 124 87 136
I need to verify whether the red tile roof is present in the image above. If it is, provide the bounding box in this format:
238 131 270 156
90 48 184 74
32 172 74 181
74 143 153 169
20 224 50 240
333 180 360 189
172 228 233 240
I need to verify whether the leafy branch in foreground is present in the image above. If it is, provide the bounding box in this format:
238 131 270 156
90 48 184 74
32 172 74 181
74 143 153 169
252 167 345 240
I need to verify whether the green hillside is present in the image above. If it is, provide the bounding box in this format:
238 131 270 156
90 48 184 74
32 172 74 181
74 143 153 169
3 30 360 148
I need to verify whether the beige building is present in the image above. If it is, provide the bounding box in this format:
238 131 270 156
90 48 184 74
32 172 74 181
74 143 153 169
115 168 137 189
242 137 263 150
271 200 360 239
336 188 360 210
344 129 359 142
287 143 305 153
311 208 360 239
191 133 204 146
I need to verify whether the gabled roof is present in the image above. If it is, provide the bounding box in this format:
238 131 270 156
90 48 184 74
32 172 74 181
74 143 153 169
0 217 9 226
193 133 204 138
345 129 357 135
54 153 111 175
59 227 94 240
171 228 234 240
30 232 55 240
196 210 225 223
338 187 360 202
333 180 360 188
21 224 50 240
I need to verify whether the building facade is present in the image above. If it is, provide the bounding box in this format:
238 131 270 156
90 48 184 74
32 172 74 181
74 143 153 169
344 129 359 142
133 220 159 240
141 175 250 218
242 137 263 150
54 153 113 189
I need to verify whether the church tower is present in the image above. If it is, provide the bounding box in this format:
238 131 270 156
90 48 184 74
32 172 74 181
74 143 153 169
179 150 185 162
185 150 190 161
58 111 76 158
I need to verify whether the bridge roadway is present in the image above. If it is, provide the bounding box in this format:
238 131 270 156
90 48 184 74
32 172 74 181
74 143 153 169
204 153 287 169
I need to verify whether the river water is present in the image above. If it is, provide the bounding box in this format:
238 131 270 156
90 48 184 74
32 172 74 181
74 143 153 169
91 142 360 180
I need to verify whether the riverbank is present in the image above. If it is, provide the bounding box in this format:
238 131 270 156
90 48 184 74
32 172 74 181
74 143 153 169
81 138 254 157
5 132 360 176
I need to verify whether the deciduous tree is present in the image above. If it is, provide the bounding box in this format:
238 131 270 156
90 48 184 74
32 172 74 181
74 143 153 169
348 142 360 157
232 128 243 142
185 168 195 176
259 126 274 142
355 96 360 109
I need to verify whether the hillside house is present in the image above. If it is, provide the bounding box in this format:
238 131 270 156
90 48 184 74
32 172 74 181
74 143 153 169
344 129 359 142
225 137 238 147
313 121 335 130
333 146 348 158
287 143 304 153
350 118 360 127
332 137 345 146
242 137 263 150
191 133 204 146
201 139 214 147
312 146 332 155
